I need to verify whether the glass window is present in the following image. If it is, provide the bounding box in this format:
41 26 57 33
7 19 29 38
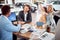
53 1 60 4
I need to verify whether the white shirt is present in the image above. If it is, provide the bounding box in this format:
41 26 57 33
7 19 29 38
0 15 21 40
24 13 28 21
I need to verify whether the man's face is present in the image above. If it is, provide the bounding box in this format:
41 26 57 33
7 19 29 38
24 6 29 12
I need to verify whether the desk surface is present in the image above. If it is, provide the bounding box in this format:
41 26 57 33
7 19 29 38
13 22 47 39
13 13 55 39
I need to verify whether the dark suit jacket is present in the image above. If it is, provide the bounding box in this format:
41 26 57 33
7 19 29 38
18 11 32 23
54 15 60 25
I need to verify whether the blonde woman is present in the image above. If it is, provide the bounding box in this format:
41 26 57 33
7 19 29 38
46 5 56 32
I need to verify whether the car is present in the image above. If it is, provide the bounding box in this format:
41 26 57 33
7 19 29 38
52 1 60 10
15 2 37 13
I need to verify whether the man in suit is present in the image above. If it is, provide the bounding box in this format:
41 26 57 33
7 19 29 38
18 5 32 24
0 5 21 40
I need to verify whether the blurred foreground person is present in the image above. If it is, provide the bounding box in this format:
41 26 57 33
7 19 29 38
56 19 60 40
0 5 21 40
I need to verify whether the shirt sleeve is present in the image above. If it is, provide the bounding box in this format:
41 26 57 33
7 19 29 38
3 21 21 32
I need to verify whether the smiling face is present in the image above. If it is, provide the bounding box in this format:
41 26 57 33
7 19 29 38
23 5 30 12
47 5 53 13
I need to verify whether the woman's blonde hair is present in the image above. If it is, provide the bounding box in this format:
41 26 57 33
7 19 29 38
47 5 53 13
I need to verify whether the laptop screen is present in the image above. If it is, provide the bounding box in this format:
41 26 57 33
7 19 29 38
8 12 16 21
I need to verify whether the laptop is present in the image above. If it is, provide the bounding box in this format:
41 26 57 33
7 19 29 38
8 12 16 22
8 12 18 25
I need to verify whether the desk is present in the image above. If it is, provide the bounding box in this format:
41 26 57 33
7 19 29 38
13 22 46 39
14 30 46 39
13 13 55 40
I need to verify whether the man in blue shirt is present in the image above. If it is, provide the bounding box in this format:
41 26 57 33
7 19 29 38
0 5 21 40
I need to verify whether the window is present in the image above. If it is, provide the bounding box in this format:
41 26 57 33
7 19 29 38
0 0 4 4
53 1 60 4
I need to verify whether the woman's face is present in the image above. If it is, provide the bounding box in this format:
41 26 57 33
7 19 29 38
24 6 30 12
47 5 53 13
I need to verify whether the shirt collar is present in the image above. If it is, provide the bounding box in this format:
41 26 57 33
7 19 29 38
1 15 9 20
24 12 28 14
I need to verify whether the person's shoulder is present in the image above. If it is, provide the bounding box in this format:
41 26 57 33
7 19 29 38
0 16 9 24
19 10 24 15
28 11 31 15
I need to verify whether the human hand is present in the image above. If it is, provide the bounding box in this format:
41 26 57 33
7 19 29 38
18 21 25 24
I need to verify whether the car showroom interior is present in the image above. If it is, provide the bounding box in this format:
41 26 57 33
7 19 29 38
0 0 60 40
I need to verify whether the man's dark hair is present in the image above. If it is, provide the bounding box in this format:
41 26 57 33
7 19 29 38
23 5 31 11
1 5 10 15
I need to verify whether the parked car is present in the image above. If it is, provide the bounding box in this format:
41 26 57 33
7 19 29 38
15 2 37 13
52 1 60 10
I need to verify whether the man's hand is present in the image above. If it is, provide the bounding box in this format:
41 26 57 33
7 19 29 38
18 21 25 24
20 21 25 24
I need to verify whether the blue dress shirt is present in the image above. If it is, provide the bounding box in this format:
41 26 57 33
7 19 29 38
0 15 21 40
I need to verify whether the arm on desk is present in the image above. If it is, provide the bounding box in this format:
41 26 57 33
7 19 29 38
3 22 21 32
